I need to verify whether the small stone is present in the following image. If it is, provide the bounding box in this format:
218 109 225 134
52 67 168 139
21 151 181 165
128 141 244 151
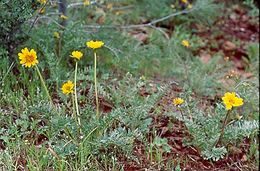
240 28 245 32
230 13 237 20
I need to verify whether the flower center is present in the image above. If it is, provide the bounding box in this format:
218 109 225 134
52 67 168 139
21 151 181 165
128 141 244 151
66 86 72 91
26 54 35 63
228 99 235 104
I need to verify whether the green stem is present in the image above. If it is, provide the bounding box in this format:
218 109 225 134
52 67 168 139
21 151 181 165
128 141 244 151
94 52 99 119
82 126 99 145
215 110 231 147
74 62 82 134
64 126 79 146
71 94 78 126
35 65 54 108
178 107 184 120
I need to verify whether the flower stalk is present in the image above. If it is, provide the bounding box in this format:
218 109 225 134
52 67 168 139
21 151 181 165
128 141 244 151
35 65 55 108
178 106 184 120
86 40 104 119
74 62 82 134
215 110 231 147
71 93 78 127
94 51 99 119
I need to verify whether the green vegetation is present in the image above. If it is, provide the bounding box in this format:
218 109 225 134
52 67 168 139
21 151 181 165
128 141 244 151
0 0 259 170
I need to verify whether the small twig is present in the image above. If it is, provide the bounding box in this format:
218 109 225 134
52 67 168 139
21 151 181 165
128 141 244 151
104 45 121 59
31 6 197 32
82 8 195 30
149 25 170 39
36 16 65 29
67 1 101 8
150 9 191 25
45 12 62 16
28 0 50 33
112 5 134 10
58 0 67 27
47 145 61 161
67 2 84 8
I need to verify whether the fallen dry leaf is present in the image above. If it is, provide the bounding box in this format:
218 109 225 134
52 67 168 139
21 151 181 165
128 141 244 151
132 33 149 43
223 41 237 51
199 52 211 64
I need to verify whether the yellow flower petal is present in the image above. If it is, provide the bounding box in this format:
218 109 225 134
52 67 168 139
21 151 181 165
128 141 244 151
181 0 188 4
84 0 90 6
37 0 47 4
233 97 243 107
187 4 192 9
86 40 104 49
225 104 233 110
60 14 68 20
53 32 60 39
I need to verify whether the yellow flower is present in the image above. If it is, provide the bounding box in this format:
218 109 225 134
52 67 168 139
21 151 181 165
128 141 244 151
53 31 60 39
170 4 175 9
181 0 188 4
182 40 190 47
38 0 47 4
173 98 184 106
222 92 244 110
60 14 68 20
140 75 146 81
61 81 74 95
18 48 39 68
187 4 192 9
107 3 113 9
84 0 90 6
70 51 83 60
86 40 104 49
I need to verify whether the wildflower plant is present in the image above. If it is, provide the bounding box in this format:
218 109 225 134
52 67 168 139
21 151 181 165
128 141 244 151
86 40 104 119
70 50 84 134
168 89 258 161
215 92 244 146
181 40 190 47
173 97 184 106
173 97 185 119
18 47 55 109
0 0 38 57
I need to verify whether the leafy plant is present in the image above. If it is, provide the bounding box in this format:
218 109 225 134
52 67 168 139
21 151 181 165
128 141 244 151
243 0 259 17
0 0 38 57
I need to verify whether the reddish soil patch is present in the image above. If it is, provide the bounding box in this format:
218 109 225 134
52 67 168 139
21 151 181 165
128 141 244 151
195 4 259 70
